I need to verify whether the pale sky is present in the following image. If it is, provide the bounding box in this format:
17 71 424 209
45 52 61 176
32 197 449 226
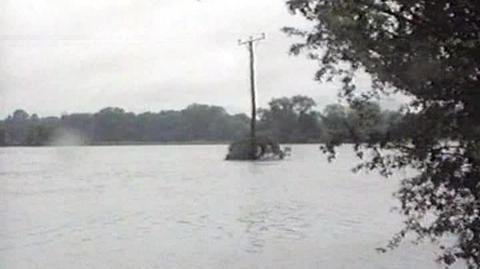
0 0 406 118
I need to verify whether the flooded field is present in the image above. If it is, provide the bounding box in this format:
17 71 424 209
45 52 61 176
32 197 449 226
0 145 453 269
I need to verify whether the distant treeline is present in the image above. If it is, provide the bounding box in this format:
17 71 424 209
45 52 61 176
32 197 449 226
0 95 402 146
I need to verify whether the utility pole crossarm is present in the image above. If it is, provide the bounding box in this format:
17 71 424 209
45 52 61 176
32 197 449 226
238 33 266 45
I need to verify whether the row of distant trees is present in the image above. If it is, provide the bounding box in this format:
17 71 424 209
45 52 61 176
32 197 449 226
0 95 402 146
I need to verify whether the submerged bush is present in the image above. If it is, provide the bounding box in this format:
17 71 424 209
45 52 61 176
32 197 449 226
225 136 286 161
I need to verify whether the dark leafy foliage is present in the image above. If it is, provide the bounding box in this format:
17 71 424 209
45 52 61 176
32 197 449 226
0 106 250 145
285 0 480 267
225 136 286 160
0 99 401 146
258 95 322 142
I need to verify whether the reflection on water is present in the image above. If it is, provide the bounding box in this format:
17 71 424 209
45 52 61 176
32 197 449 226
0 145 458 269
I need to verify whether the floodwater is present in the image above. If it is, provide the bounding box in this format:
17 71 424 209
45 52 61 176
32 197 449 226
0 145 455 268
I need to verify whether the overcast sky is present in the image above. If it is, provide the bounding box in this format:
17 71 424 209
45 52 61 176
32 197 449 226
0 0 406 118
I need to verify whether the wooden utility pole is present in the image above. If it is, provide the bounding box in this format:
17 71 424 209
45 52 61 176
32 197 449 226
239 33 265 159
